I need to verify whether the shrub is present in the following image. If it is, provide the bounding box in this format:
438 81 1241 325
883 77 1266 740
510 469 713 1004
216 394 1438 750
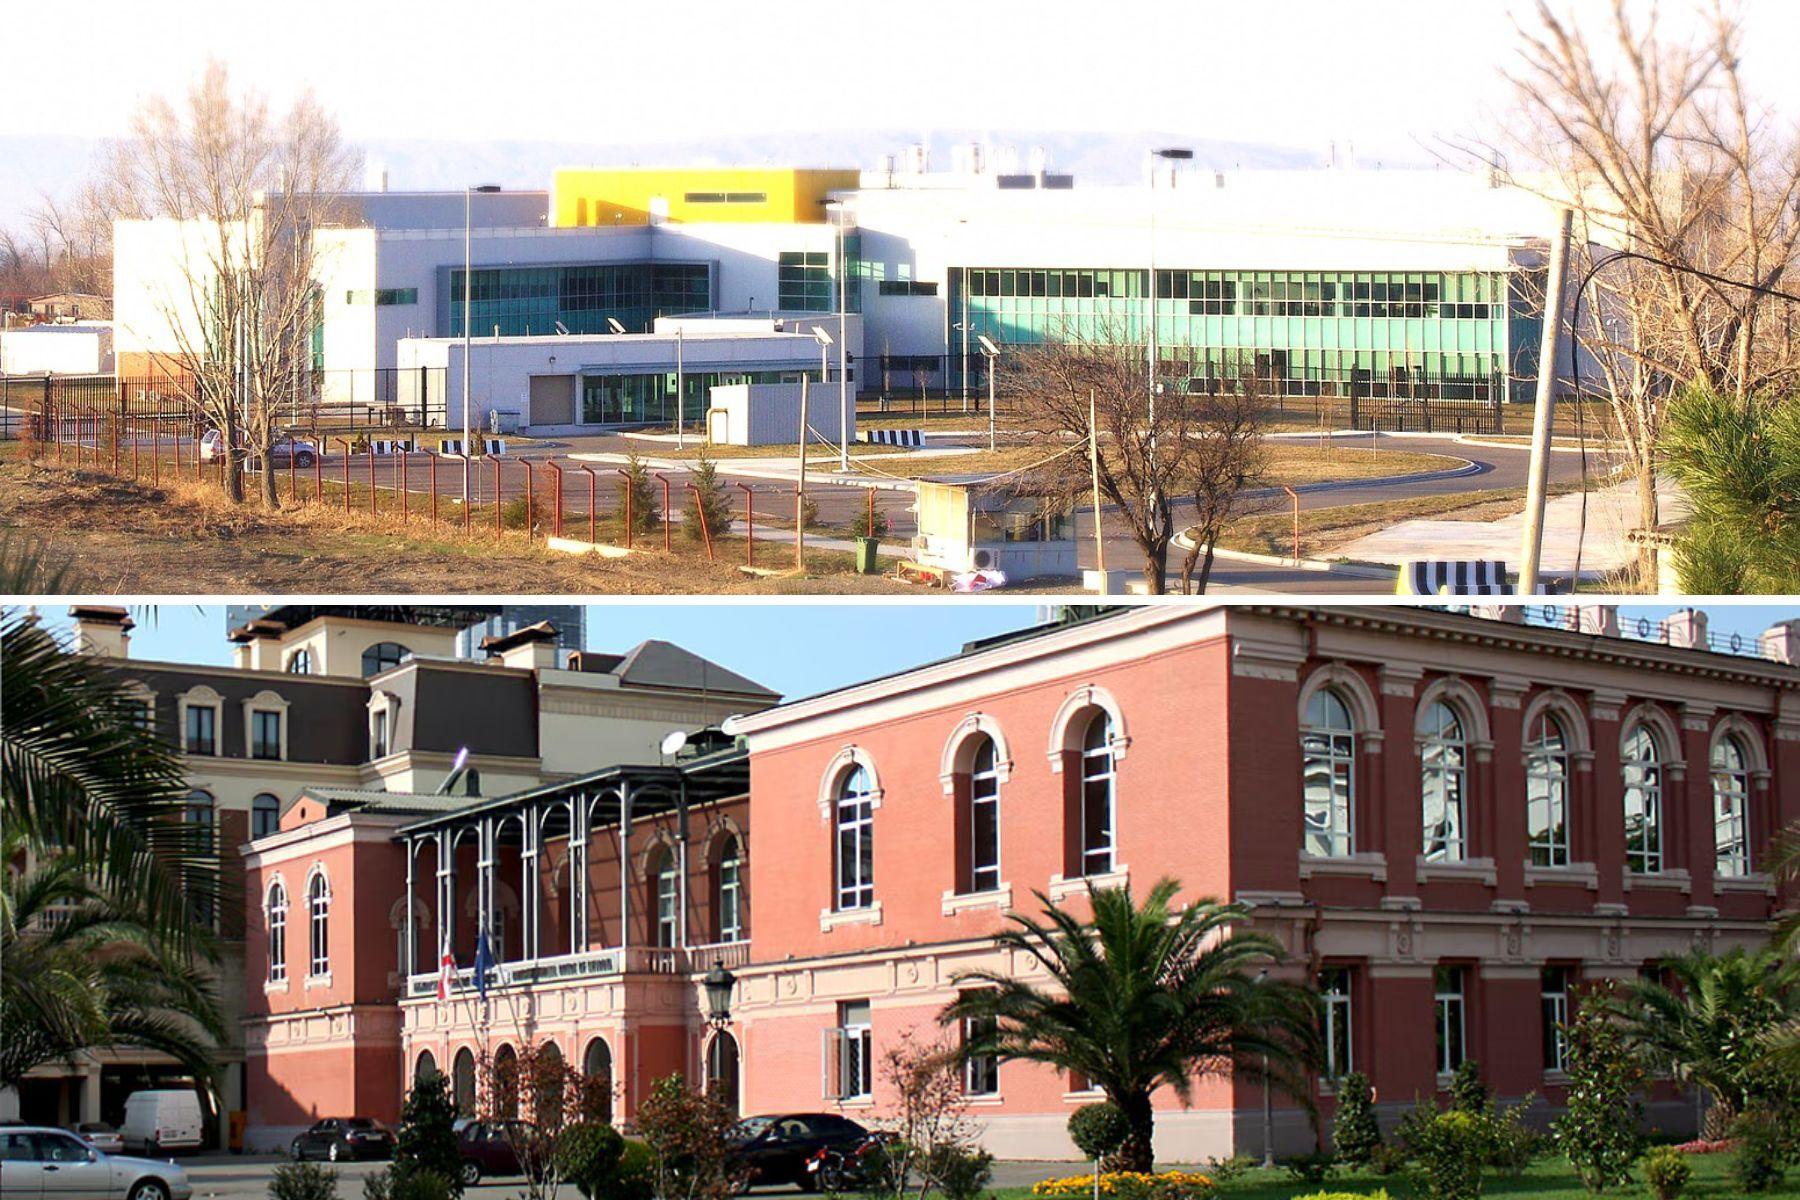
928 1145 994 1200
1448 1061 1488 1115
269 1163 339 1200
1671 1138 1735 1155
681 450 733 544
619 450 661 535
1397 1106 1485 1200
394 1071 464 1198
850 505 890 540
1731 1109 1791 1193
1332 1072 1383 1166
1067 1103 1130 1165
1482 1097 1540 1175
615 1140 655 1200
1200 1156 1253 1184
1367 1143 1409 1176
1642 1146 1692 1200
796 490 820 530
1282 1153 1336 1185
1553 982 1644 1193
635 1074 744 1200
364 1168 453 1200
556 1122 625 1198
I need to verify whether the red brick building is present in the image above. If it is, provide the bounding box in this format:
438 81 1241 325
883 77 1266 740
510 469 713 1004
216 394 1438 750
242 605 1800 1159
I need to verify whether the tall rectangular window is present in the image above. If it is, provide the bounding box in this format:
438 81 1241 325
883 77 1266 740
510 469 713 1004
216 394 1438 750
371 710 390 760
1541 966 1570 1073
1435 965 1466 1076
835 1001 873 1100
778 251 833 312
1526 715 1571 867
251 710 282 760
1080 715 1116 876
962 1008 999 1096
184 705 216 755
835 767 875 911
969 739 1001 893
1320 967 1354 1080
1301 691 1355 857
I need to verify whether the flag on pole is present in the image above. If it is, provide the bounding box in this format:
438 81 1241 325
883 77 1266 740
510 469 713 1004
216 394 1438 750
436 939 455 1001
473 930 495 1001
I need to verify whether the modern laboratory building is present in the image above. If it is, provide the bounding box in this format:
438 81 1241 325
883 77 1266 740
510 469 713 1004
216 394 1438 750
109 157 1571 434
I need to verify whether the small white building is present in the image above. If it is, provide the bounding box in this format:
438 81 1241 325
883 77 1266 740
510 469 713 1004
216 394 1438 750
0 322 114 376
912 477 1078 581
705 381 855 446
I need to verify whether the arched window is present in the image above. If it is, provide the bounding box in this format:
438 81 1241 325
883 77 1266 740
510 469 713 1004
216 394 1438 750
1301 690 1355 857
652 848 679 949
1079 713 1116 877
414 1050 438 1085
534 1042 565 1128
307 871 331 977
361 641 412 676
583 1039 614 1125
1420 702 1467 863
968 737 1002 893
706 1032 741 1119
492 1045 520 1120
253 793 282 840
266 881 288 983
286 648 312 675
835 765 876 911
1622 725 1665 874
186 791 216 926
1525 714 1571 867
1712 735 1751 878
452 1048 477 1117
715 836 744 943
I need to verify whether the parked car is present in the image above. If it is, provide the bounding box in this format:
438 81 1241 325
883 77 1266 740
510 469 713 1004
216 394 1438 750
454 1119 539 1185
118 1091 204 1155
727 1114 870 1190
0 1124 193 1200
288 1118 394 1163
72 1123 125 1154
197 429 318 469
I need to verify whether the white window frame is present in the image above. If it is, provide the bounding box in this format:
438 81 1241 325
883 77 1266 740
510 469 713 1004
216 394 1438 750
835 767 876 912
962 1013 999 1096
307 869 331 979
1525 713 1571 867
266 879 288 984
825 1002 874 1101
1434 965 1466 1077
1540 966 1570 1074
1301 690 1356 858
286 648 312 675
252 792 282 840
1321 966 1353 1080
968 737 1002 894
1419 701 1467 864
653 848 679 949
1079 713 1116 877
1711 736 1751 878
178 686 223 757
1622 725 1664 874
717 837 744 943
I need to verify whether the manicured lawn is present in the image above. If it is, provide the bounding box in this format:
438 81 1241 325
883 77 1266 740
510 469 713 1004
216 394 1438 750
992 1152 1792 1199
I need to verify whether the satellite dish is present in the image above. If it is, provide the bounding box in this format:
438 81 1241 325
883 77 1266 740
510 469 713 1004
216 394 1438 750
660 730 689 757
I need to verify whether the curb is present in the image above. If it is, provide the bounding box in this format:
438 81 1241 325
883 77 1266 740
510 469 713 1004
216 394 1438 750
1171 528 1398 580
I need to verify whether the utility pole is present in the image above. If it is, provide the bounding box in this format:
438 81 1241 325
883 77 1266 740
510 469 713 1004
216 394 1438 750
1519 207 1574 596
795 374 810 572
1089 389 1107 594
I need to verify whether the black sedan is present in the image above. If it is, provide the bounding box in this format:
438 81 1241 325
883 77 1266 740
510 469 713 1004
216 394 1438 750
727 1114 869 1190
289 1118 395 1163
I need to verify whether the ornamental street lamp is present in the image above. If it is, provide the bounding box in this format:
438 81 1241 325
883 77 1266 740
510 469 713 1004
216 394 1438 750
703 959 737 1030
977 335 1002 453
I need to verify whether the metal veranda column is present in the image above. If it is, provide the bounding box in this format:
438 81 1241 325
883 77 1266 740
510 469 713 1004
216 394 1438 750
618 783 633 956
523 804 540 961
571 796 588 951
676 782 691 951
437 828 454 963
404 839 417 981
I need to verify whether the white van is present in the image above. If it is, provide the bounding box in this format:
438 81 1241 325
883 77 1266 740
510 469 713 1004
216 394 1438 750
119 1089 206 1154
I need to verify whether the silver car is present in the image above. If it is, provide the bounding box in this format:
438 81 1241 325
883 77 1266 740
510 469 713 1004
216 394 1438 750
0 1126 193 1200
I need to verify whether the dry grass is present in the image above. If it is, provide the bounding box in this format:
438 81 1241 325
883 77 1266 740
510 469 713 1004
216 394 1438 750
0 455 921 595
1218 481 1586 560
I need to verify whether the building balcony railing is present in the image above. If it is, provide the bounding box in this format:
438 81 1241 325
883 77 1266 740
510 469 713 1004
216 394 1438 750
404 939 750 999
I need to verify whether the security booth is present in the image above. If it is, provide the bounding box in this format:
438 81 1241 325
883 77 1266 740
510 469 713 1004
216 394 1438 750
909 476 1077 583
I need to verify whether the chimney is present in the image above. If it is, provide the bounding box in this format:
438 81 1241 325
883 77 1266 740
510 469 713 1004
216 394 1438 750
1470 604 1524 624
1664 607 1709 650
1760 618 1800 666
482 621 563 673
69 605 132 657
1574 605 1619 637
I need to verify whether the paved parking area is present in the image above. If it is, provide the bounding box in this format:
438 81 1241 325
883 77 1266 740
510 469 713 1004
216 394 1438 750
175 1155 1080 1200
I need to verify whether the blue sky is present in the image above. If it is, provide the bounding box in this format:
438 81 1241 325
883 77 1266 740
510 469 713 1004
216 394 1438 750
33 602 1800 704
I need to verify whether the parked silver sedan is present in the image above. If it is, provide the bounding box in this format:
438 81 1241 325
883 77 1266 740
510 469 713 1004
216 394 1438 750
0 1126 193 1200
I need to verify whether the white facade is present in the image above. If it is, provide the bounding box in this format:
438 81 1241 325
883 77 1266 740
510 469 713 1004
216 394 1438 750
0 323 113 376
706 381 856 446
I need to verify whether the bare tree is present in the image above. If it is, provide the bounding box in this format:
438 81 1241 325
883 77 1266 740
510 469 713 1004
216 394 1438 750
1007 319 1195 593
1178 378 1268 595
1465 0 1800 583
27 178 118 301
105 60 359 507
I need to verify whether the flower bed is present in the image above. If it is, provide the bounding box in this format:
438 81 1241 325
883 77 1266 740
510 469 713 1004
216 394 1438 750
1031 1170 1216 1200
1670 1137 1736 1154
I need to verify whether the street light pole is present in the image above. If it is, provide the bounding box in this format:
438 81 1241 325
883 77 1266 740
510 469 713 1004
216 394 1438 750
1145 148 1192 473
836 208 851 472
461 184 501 505
978 336 1001 455
675 325 686 450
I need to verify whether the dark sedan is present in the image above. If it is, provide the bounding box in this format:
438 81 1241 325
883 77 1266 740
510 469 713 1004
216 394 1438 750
455 1120 539 1185
727 1114 870 1190
288 1118 394 1163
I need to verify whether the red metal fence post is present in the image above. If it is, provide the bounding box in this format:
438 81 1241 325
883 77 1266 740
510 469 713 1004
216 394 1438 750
489 454 502 540
546 461 565 539
111 414 120 474
336 438 352 512
131 421 140 480
425 451 439 527
579 466 597 546
151 425 160 486
686 483 715 561
312 445 322 504
521 459 535 539
400 451 410 523
368 445 378 517
735 482 754 568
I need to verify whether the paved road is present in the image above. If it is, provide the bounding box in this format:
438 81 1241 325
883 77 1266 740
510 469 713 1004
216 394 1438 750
173 1154 1090 1200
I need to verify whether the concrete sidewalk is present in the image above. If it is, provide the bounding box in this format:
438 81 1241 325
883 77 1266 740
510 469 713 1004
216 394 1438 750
1336 475 1682 576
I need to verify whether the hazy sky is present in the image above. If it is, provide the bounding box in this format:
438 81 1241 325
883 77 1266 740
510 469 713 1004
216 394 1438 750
8 2 1798 157
33 602 1800 703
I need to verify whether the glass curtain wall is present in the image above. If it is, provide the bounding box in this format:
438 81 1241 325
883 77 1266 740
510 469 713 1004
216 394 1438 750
448 263 711 337
578 368 820 426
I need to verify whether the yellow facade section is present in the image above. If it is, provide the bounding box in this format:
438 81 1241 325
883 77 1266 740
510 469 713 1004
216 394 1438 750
551 167 860 227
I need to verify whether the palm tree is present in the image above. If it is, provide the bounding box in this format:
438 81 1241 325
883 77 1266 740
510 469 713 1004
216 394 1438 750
1 827 225 1089
2 605 217 949
942 878 1320 1171
1601 947 1800 1138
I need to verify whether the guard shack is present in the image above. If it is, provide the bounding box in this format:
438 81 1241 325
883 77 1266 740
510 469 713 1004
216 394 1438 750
909 476 1077 583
